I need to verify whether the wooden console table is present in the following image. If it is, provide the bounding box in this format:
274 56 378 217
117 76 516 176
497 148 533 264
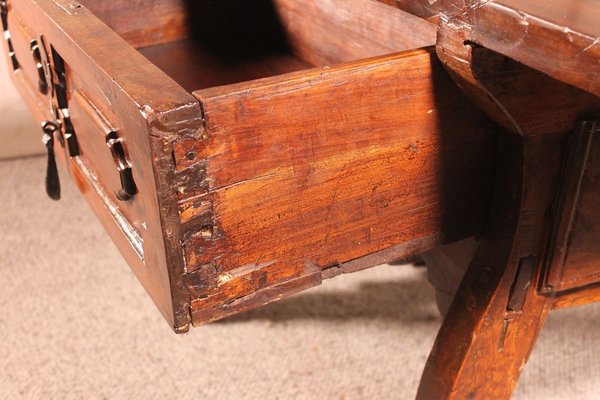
1 0 598 398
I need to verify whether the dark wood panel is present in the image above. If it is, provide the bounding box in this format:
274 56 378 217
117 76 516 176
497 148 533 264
273 0 436 66
77 0 189 48
139 39 312 93
545 118 600 292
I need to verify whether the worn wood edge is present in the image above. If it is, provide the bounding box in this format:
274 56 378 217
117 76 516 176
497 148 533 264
190 234 444 326
48 0 206 331
377 0 441 20
9 0 207 331
417 131 564 399
147 104 205 333
190 270 322 327
183 46 498 326
321 233 443 279
448 1 600 97
193 47 436 101
4 59 179 325
435 21 600 137
35 0 198 116
552 281 600 309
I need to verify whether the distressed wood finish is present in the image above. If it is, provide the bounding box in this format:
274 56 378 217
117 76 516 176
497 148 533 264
4 0 201 330
179 49 498 325
415 2 600 397
1 0 498 332
377 0 442 20
437 0 600 97
5 0 600 397
436 26 599 136
418 131 565 399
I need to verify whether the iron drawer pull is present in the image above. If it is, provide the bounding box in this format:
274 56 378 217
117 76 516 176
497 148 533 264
106 131 137 201
30 39 48 94
41 120 61 201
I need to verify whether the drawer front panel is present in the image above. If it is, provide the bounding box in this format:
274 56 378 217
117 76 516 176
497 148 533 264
3 0 202 331
545 118 600 292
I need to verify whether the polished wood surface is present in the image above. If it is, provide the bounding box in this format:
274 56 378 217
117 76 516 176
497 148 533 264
1 0 495 332
182 48 497 325
5 0 203 330
3 0 600 398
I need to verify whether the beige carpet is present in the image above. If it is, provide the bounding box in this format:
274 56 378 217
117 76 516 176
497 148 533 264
0 54 44 159
1 156 599 400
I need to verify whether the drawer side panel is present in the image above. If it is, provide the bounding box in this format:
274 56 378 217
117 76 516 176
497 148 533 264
181 48 499 325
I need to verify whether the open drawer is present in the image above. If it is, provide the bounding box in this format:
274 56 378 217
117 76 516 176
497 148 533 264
2 0 499 332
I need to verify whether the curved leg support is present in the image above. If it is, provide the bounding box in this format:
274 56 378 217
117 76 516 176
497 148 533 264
417 132 566 399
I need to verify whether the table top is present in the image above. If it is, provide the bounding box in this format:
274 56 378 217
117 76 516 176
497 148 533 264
500 0 599 37
443 0 600 97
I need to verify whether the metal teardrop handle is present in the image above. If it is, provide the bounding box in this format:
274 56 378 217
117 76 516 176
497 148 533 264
42 120 61 201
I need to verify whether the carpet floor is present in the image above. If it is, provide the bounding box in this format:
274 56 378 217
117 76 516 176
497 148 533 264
1 156 599 399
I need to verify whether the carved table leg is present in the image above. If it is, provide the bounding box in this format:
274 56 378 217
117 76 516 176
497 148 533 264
417 131 567 399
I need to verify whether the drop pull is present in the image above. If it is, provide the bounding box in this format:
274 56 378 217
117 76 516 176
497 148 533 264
42 120 61 200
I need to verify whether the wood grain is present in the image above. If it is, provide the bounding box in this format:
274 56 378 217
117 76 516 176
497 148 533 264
544 117 600 292
273 0 436 66
3 0 488 332
6 0 202 331
438 0 600 97
174 48 498 325
377 0 442 20
436 22 600 136
425 5 600 396
418 131 565 400
77 0 189 48
552 282 600 309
